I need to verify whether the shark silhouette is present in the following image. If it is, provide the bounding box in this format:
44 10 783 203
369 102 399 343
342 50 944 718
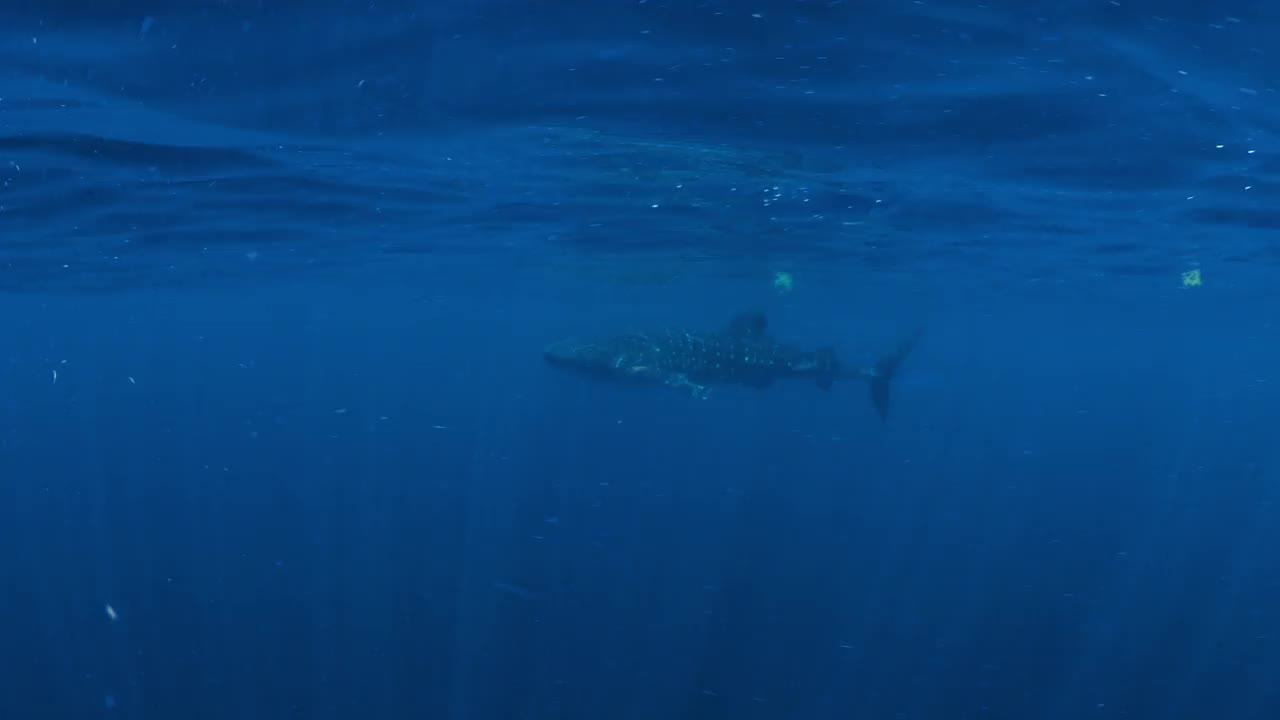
544 311 922 421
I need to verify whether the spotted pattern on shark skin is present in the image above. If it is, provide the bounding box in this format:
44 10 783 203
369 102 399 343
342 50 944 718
544 311 923 421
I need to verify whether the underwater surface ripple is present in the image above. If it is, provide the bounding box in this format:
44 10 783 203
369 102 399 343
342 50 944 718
2 0 1280 292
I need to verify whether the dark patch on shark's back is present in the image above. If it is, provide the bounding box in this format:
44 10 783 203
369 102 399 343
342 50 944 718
726 310 769 339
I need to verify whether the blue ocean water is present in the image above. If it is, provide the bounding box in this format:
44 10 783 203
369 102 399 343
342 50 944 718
2 0 1279 718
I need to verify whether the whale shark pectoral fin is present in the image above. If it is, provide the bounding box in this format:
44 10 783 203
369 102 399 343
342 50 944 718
726 310 769 338
665 373 709 399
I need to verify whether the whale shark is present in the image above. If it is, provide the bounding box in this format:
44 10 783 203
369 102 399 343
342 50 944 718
544 311 922 420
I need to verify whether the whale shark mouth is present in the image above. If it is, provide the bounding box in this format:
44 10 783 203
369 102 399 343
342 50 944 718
543 338 662 385
543 339 622 375
543 339 593 367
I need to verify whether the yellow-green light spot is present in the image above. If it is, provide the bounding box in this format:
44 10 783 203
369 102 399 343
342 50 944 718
773 271 794 294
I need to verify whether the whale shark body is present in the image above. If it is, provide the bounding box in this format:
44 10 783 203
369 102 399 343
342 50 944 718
544 311 921 421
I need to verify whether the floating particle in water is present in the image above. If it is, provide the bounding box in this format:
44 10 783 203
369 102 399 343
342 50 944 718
1181 269 1202 288
773 271 794 294
105 605 118 621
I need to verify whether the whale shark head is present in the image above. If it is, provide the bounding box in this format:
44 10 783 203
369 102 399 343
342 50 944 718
544 339 622 375
544 339 602 369
544 336 664 383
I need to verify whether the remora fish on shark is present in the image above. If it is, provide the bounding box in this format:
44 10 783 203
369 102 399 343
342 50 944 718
544 311 922 421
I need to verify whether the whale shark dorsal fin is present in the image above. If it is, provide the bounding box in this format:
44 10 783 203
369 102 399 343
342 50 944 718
726 311 769 338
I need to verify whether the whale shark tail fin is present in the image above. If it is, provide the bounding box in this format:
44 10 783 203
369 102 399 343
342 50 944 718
865 326 924 422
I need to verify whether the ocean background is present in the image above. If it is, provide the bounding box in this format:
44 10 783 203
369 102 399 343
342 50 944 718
2 0 1279 718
